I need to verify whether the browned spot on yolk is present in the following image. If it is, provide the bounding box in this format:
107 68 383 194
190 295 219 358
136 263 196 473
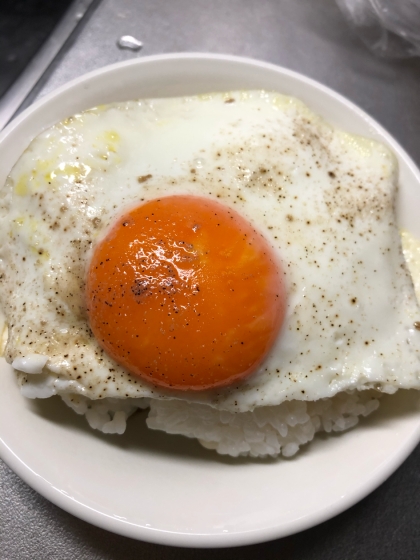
86 195 286 391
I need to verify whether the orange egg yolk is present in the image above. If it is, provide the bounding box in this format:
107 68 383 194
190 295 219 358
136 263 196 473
86 195 286 391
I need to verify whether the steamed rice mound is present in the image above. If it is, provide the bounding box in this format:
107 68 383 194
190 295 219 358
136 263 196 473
61 391 380 458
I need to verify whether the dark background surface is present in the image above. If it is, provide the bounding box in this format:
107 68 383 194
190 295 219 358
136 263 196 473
0 0 73 98
1 0 420 558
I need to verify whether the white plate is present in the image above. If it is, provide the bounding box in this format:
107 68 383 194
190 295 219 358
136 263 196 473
1 54 420 548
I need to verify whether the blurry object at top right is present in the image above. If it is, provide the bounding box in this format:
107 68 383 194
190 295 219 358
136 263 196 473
336 0 420 58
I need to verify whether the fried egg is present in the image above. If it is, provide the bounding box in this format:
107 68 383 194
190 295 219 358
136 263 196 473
1 90 420 421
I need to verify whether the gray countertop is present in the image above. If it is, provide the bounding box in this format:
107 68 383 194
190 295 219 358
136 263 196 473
1 1 420 558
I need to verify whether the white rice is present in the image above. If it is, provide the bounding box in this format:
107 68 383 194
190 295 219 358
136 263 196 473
13 355 381 455
60 390 379 457
61 394 150 435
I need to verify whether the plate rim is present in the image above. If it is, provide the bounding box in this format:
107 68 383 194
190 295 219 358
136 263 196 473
2 402 420 548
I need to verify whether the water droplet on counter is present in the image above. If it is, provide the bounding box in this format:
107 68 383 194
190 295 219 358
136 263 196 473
193 158 205 169
117 35 143 51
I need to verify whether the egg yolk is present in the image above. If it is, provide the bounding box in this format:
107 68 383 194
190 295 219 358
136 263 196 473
86 195 286 391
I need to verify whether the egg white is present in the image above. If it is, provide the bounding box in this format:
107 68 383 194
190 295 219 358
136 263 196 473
1 91 420 413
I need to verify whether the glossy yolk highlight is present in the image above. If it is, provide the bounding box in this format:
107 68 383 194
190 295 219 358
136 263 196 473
86 195 286 391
